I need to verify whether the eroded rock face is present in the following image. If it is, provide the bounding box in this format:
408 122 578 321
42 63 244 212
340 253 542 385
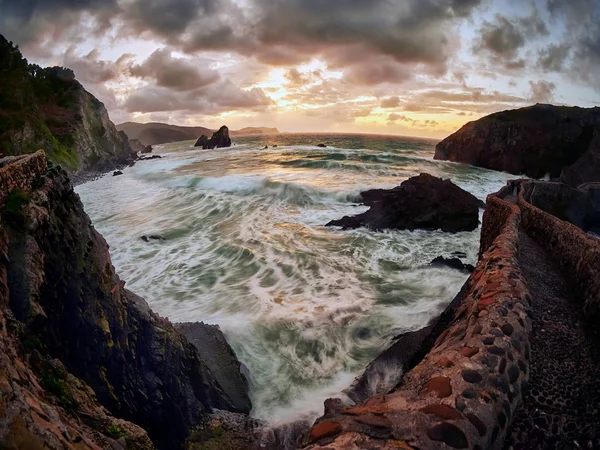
326 173 480 232
0 154 251 449
434 104 600 185
194 126 232 149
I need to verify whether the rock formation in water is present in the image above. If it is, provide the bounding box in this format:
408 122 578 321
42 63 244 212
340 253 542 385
194 126 232 149
117 123 278 146
326 173 481 232
129 139 153 154
0 151 251 449
0 35 136 180
434 104 600 186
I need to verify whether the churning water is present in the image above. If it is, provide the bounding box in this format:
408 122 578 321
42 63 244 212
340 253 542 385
76 133 514 424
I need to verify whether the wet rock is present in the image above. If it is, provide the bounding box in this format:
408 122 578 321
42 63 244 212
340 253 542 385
430 256 475 273
316 143 327 148
175 322 252 413
462 370 483 383
140 235 165 242
420 404 462 420
326 173 480 232
113 170 123 176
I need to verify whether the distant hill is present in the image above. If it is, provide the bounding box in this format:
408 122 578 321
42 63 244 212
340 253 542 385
230 127 279 137
0 34 135 176
117 122 279 145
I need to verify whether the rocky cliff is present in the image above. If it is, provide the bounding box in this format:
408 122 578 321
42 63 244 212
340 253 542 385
434 104 600 186
0 151 251 449
0 35 135 179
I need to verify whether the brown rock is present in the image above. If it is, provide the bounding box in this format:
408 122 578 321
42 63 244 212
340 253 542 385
421 377 453 398
354 414 393 428
310 421 342 442
420 404 463 420
459 347 479 358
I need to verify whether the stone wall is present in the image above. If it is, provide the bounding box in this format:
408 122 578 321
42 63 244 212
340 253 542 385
518 188 600 323
305 178 600 449
305 193 533 449
0 150 47 206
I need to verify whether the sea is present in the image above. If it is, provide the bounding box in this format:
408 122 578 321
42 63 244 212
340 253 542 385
75 133 514 424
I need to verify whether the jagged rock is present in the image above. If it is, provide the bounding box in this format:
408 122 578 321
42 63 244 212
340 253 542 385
113 170 123 176
0 155 251 449
194 135 209 148
176 323 251 412
434 104 600 186
194 126 232 149
430 256 475 273
130 139 153 154
326 173 480 232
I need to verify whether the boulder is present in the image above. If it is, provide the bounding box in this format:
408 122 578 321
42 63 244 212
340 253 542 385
326 173 480 232
194 126 232 149
434 104 600 186
317 143 327 148
113 170 123 176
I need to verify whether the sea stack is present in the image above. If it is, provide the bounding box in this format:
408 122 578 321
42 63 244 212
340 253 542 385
194 126 232 149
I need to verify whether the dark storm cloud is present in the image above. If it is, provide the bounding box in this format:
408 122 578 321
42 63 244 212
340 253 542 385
129 49 219 91
475 15 526 60
474 12 550 70
0 0 118 46
537 44 570 71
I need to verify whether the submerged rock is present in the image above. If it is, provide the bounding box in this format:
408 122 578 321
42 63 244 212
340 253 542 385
430 256 475 273
194 126 232 149
326 173 480 232
316 143 327 148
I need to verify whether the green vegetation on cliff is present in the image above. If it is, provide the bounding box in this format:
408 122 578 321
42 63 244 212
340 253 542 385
0 34 134 175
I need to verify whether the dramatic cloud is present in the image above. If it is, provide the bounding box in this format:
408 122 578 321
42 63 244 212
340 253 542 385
130 49 219 91
1 0 599 137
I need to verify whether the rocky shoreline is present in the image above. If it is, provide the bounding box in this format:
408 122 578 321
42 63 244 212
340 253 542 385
1 152 599 448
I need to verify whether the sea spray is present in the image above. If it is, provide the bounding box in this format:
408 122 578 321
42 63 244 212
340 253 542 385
76 133 515 424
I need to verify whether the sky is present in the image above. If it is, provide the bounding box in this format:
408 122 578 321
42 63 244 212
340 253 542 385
1 0 599 138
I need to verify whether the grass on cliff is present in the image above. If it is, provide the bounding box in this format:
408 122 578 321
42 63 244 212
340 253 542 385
2 189 30 228
39 366 78 412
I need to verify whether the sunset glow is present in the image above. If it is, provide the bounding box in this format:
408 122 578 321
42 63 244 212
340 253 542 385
2 0 599 137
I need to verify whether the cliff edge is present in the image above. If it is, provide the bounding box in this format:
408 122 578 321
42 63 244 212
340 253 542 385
0 35 135 180
434 104 600 186
0 152 250 449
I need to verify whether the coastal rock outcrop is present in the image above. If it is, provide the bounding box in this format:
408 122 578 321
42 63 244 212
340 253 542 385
129 139 153 154
0 35 136 180
195 126 232 149
0 152 251 449
326 173 481 232
434 104 600 186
